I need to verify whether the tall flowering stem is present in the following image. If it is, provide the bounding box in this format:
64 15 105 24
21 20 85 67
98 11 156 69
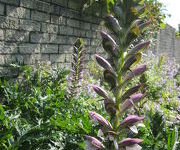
86 0 152 149
67 38 84 99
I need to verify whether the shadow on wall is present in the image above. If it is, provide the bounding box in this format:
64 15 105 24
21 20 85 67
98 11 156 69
0 0 105 78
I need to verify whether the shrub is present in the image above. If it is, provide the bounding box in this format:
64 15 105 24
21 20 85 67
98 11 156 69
0 63 99 149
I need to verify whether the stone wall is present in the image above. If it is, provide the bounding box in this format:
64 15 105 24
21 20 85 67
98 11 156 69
150 24 180 63
175 37 180 62
1 0 180 77
0 0 104 76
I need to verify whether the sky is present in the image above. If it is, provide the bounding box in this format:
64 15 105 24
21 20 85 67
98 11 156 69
159 0 180 30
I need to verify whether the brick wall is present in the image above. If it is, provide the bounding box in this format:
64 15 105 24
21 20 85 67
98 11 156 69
0 0 105 76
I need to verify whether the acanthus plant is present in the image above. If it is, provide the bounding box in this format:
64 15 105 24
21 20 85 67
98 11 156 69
85 0 152 150
67 38 85 99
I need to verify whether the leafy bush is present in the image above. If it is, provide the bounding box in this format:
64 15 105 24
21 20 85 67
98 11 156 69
0 63 98 150
137 109 179 150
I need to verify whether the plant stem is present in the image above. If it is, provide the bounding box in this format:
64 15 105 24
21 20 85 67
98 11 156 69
113 50 125 131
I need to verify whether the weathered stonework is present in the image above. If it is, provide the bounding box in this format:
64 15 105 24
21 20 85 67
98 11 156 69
0 0 180 78
150 24 180 63
0 0 104 76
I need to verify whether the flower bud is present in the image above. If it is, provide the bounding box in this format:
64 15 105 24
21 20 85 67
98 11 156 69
121 93 144 112
104 70 117 89
125 64 147 82
85 135 105 149
119 138 143 147
91 85 110 99
105 14 121 35
100 31 117 56
95 54 113 71
122 53 141 73
127 41 150 57
121 85 142 101
120 115 144 127
104 99 116 117
89 111 113 130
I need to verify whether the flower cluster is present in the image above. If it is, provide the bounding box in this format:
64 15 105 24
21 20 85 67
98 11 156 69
67 38 85 99
85 1 152 149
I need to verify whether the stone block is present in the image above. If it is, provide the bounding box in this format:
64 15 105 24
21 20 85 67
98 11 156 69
6 5 30 19
52 0 68 7
80 22 91 30
41 54 50 61
68 0 82 10
51 15 66 25
29 54 50 64
20 0 33 8
0 3 4 15
50 53 65 63
66 36 77 45
0 29 4 40
30 32 50 43
59 45 73 54
41 44 58 53
67 19 80 28
51 4 60 15
11 54 30 65
0 55 5 64
19 43 40 53
33 0 50 12
86 30 94 38
20 0 50 12
65 53 72 62
73 28 82 37
29 54 41 64
5 30 29 42
31 10 50 22
50 35 67 44
91 39 101 46
42 23 58 34
0 0 19 5
0 16 19 29
0 42 18 54
59 25 73 35
19 19 41 31
83 38 91 46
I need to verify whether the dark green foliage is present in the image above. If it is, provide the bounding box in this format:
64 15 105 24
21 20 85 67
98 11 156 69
0 65 93 150
137 110 180 150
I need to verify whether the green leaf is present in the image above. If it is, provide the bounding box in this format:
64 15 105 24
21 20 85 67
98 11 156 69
160 23 166 29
